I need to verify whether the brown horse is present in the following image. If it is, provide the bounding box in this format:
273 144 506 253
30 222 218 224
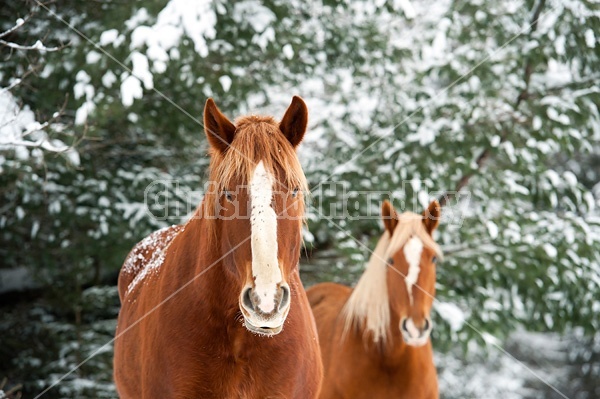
114 97 323 398
307 200 442 399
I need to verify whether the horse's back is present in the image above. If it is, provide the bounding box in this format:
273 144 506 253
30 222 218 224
307 282 351 309
306 283 351 346
117 225 183 302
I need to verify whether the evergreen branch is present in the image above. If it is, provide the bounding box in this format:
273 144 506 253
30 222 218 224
516 0 547 107
439 0 547 207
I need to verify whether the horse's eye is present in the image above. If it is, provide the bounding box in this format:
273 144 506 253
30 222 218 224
432 256 437 264
291 188 300 198
223 190 233 202
387 258 394 265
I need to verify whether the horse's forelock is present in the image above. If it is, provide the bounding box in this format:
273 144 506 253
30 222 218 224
201 116 308 242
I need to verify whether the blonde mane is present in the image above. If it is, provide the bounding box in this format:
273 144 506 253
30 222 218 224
200 115 308 238
342 212 443 344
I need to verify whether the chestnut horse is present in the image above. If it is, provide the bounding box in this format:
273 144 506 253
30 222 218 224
114 97 323 398
307 200 442 399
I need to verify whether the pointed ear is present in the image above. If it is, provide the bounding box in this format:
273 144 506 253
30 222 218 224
381 200 398 236
422 200 441 234
204 98 236 154
279 96 308 148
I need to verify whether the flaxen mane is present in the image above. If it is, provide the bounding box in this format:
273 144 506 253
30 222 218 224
342 212 443 344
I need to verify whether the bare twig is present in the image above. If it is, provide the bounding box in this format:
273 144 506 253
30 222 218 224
0 65 40 94
0 377 23 399
0 15 32 39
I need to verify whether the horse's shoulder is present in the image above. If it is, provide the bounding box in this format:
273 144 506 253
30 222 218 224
118 225 184 299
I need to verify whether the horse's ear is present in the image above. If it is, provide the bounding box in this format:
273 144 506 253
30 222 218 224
381 200 398 236
279 96 308 148
204 98 236 154
422 200 441 234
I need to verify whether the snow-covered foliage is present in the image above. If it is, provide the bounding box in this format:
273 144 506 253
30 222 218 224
1 0 600 397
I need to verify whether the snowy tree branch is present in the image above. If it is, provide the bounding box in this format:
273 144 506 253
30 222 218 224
0 5 67 53
0 15 31 39
0 96 79 154
439 0 547 207
0 38 65 52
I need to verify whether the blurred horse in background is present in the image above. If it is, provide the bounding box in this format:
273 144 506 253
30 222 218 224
308 200 442 399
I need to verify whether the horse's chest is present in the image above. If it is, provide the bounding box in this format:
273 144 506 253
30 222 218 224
206 339 289 397
335 360 437 399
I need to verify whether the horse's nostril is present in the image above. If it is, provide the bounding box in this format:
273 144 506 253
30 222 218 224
242 287 254 311
423 318 430 331
279 285 290 310
401 318 408 332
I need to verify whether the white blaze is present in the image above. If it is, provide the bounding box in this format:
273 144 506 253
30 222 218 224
250 161 281 314
403 236 423 305
404 317 420 338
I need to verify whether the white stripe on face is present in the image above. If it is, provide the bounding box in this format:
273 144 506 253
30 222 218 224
249 161 282 314
403 236 423 305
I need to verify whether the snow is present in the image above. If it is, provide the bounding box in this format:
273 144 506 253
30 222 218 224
486 220 499 239
282 44 294 59
120 74 143 107
74 70 96 124
395 0 416 19
31 220 40 238
75 101 95 125
124 225 184 295
585 28 596 48
219 75 232 92
85 50 102 64
233 1 276 33
98 196 111 207
562 171 578 186
543 243 558 258
435 302 467 331
130 0 216 58
130 51 153 90
0 90 75 157
101 70 117 88
547 107 570 125
0 267 39 293
100 29 118 46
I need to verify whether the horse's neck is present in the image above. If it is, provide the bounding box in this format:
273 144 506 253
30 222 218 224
175 215 240 318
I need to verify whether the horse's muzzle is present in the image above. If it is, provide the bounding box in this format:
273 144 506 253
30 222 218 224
239 284 291 336
400 316 432 347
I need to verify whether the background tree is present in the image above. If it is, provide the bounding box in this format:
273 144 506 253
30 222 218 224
1 0 599 397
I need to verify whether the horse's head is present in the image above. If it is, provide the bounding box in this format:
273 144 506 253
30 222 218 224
203 97 308 336
382 200 442 347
